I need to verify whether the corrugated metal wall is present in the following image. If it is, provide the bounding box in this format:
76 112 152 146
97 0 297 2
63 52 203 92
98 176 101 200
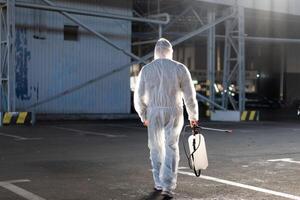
15 0 132 114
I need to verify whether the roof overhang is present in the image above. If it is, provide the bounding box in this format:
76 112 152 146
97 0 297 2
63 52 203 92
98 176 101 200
196 0 300 16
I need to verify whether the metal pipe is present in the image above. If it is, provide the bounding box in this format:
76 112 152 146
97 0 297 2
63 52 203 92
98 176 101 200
132 39 157 46
243 36 300 43
171 11 235 46
192 8 205 25
217 35 300 44
26 11 234 109
132 10 157 31
133 29 300 44
148 13 170 24
196 93 226 110
158 25 162 38
199 126 232 133
133 32 300 44
8 0 300 43
0 1 170 25
157 0 163 38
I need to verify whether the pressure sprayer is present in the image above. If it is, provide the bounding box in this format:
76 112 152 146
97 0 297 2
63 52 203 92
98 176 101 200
182 125 232 177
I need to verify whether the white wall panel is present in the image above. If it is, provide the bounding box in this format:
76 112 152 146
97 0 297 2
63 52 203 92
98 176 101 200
15 0 132 114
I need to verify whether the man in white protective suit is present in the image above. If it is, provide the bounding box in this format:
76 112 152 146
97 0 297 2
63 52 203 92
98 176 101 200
134 38 199 198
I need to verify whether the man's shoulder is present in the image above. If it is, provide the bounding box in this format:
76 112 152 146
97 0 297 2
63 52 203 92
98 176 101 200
140 63 152 74
171 59 182 65
141 59 186 71
163 59 184 67
172 60 188 72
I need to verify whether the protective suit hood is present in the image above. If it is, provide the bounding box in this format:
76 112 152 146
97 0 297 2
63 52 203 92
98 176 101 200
154 38 173 60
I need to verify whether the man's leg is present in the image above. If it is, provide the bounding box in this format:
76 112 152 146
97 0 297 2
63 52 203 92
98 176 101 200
160 111 184 192
148 110 164 189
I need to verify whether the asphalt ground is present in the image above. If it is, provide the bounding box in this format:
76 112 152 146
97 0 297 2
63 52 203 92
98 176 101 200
0 120 300 200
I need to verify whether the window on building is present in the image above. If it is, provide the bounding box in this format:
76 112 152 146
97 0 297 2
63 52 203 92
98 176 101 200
33 0 46 40
64 25 79 41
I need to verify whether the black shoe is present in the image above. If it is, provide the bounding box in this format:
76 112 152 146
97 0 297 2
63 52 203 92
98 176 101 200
161 190 174 198
142 190 162 200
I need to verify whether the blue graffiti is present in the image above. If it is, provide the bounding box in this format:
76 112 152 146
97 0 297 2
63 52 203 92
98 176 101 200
15 29 31 100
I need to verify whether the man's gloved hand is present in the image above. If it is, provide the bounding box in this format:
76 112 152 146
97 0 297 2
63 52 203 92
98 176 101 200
143 120 149 127
190 120 198 128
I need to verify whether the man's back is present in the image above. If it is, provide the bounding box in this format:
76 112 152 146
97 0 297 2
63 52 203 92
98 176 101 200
141 58 186 108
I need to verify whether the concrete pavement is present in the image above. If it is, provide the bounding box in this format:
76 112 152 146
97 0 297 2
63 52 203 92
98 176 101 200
0 120 299 200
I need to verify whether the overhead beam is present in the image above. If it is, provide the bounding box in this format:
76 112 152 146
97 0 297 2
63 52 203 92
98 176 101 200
26 10 233 110
0 0 170 25
197 93 226 111
196 0 300 16
133 33 300 44
241 36 300 44
171 10 235 46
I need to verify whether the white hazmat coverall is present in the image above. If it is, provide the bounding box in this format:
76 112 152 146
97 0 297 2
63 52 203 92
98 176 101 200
134 39 198 192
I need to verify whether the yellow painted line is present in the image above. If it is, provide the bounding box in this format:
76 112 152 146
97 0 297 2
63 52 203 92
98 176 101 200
16 112 28 124
249 111 256 121
3 113 12 124
241 111 247 121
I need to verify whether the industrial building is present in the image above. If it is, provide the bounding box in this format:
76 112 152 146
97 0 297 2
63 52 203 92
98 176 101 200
1 1 300 200
1 0 300 121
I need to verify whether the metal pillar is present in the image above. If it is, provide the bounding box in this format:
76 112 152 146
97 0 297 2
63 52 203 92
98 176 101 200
279 45 285 101
0 0 15 113
221 19 232 109
237 6 245 111
221 5 245 112
157 0 162 38
206 10 216 114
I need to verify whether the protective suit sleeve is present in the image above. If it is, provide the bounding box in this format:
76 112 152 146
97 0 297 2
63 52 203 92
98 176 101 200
180 65 199 121
134 69 147 122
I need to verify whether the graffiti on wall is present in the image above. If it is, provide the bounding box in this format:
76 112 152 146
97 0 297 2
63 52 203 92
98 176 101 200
15 28 32 100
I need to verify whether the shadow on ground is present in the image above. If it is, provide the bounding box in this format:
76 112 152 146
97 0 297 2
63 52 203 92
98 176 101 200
139 190 173 200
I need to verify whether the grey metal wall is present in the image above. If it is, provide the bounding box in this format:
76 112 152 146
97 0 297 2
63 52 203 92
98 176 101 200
15 0 132 114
